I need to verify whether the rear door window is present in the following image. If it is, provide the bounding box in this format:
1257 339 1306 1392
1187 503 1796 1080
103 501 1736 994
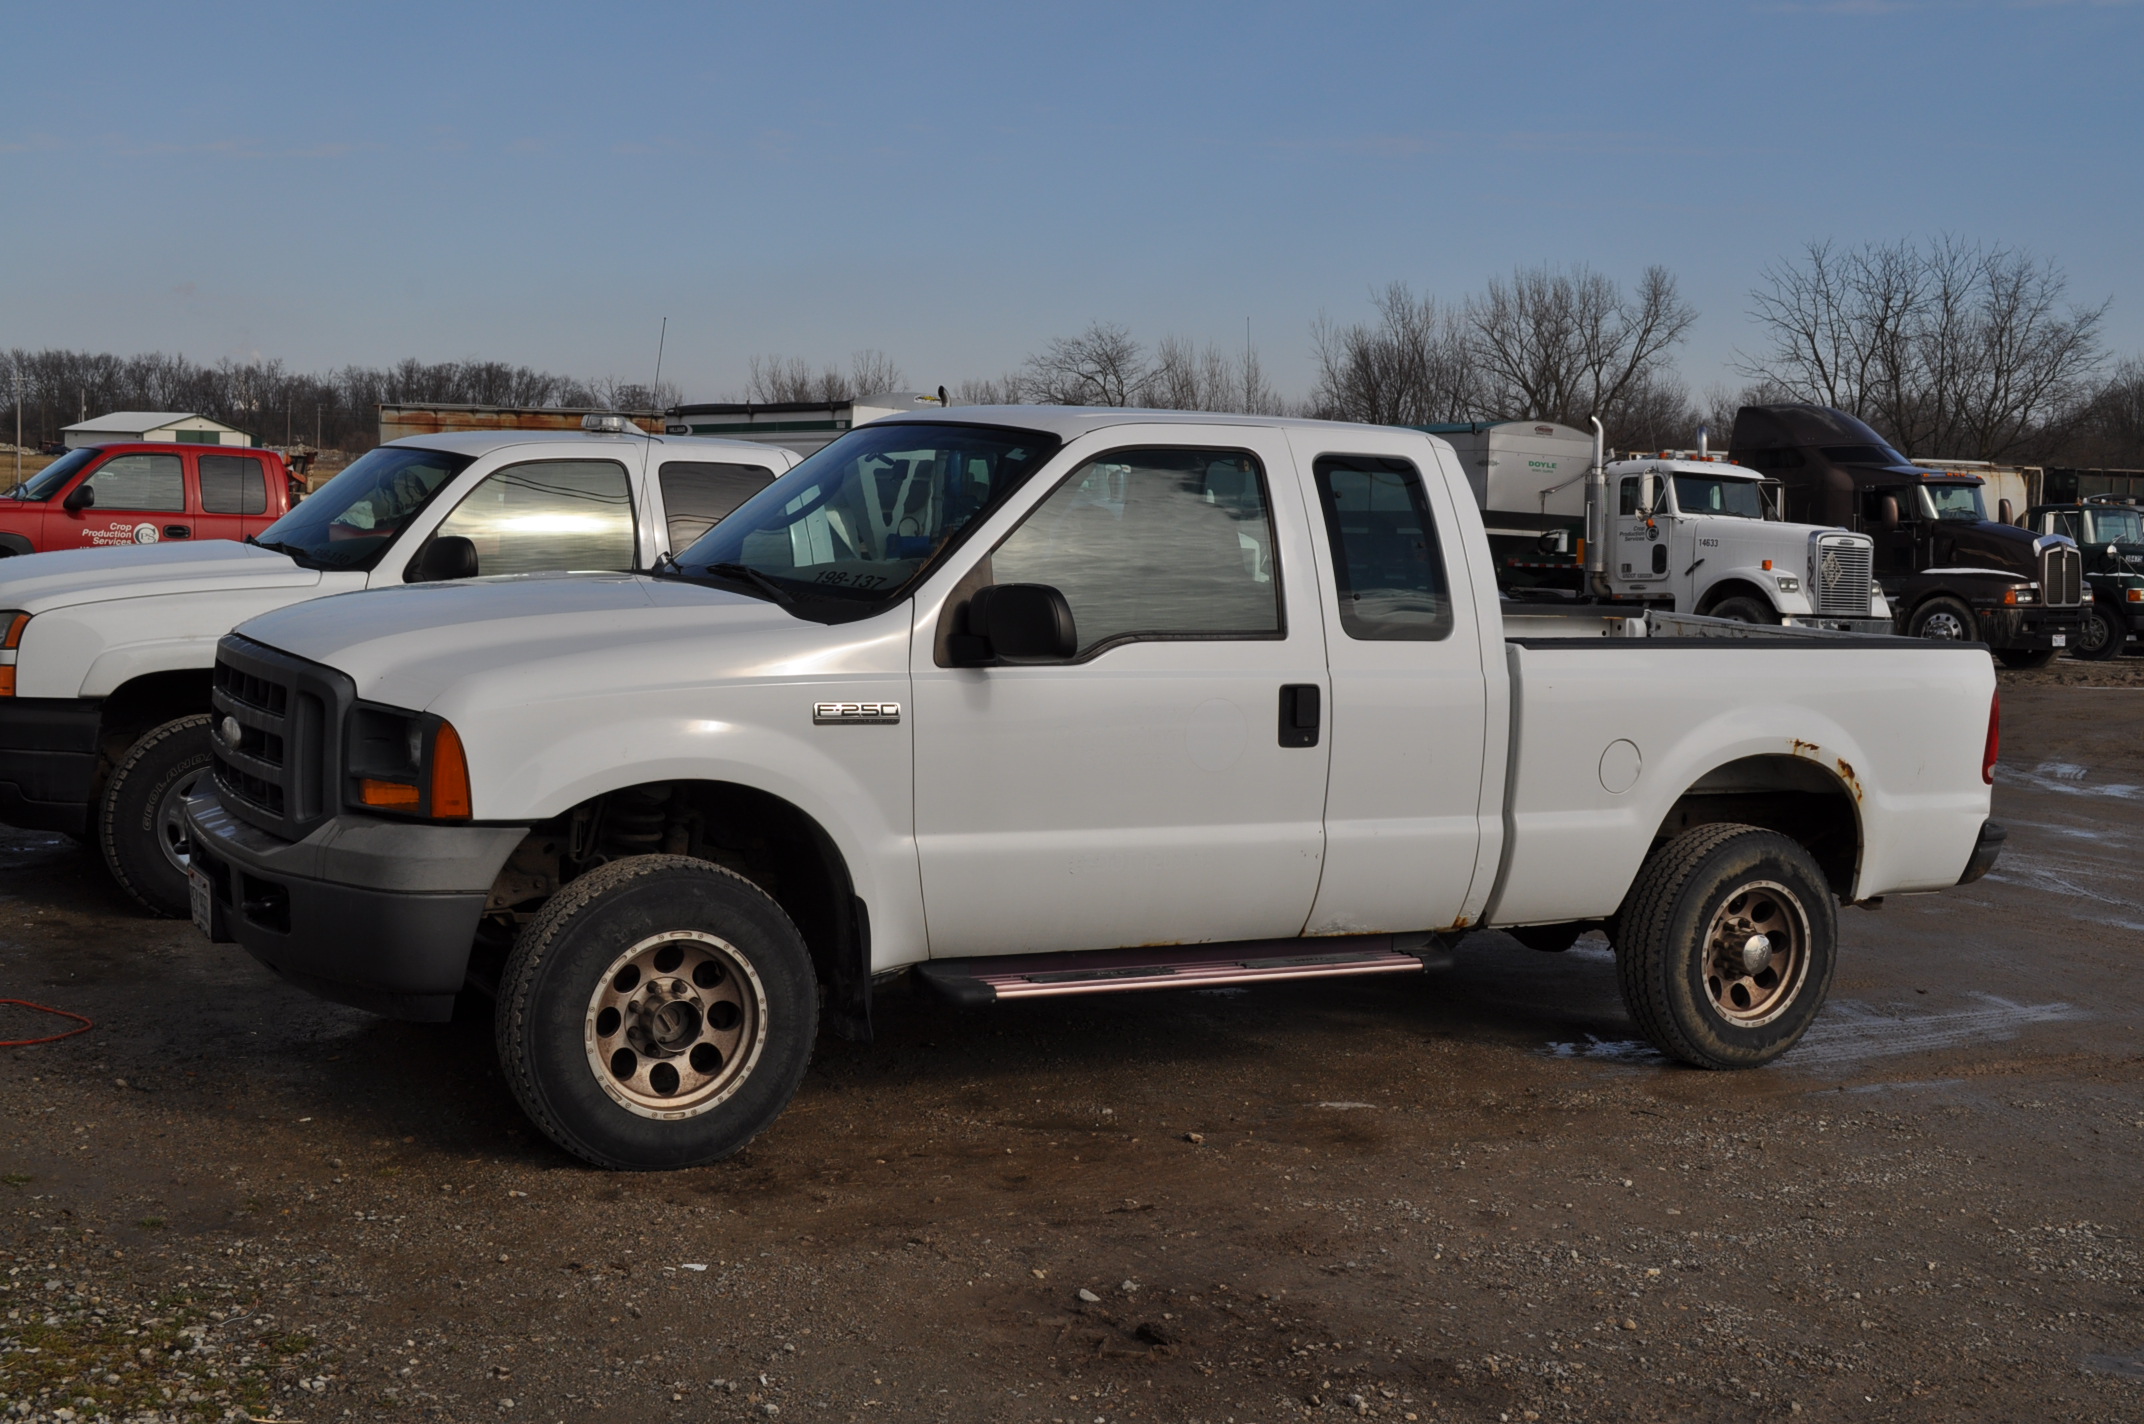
83 453 186 512
199 455 269 514
1311 455 1452 641
659 460 777 553
430 459 636 577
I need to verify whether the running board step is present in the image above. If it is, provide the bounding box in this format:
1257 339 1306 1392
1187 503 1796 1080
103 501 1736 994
913 934 1446 1007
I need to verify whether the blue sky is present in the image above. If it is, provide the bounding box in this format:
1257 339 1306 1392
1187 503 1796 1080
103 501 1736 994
4 1 2139 404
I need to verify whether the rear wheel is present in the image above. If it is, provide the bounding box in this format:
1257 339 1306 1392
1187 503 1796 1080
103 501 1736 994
1708 595 1777 625
1907 595 1977 642
1614 824 1836 1069
496 855 817 1170
99 715 214 917
1995 647 2057 670
2070 602 2123 661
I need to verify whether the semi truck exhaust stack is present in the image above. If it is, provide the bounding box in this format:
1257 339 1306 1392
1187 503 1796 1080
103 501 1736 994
1585 415 1611 597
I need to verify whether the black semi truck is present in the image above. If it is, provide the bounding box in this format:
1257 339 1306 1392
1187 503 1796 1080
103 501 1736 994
1730 404 2083 667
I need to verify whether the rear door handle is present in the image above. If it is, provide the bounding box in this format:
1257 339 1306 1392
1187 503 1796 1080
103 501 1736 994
164 525 192 539
1278 684 1320 748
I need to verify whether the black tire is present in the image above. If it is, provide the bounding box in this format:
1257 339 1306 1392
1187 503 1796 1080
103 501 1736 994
1510 922 1584 953
99 715 214 917
1613 824 1836 1069
1907 595 1977 643
496 854 817 1170
2069 603 2122 661
1995 647 2057 670
1708 595 1777 625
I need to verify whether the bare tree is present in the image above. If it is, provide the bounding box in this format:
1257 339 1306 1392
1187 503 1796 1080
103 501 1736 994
1021 322 1148 406
1467 264 1696 430
745 350 908 403
846 349 906 398
951 373 1027 405
1308 283 1479 425
1143 334 1287 415
1742 237 2107 461
2055 358 2144 468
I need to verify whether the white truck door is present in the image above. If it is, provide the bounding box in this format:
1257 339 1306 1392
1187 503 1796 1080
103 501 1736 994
1287 434 1489 934
1612 471 1670 587
909 432 1331 957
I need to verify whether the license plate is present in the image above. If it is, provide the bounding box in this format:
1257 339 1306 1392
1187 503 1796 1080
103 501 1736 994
189 867 213 938
2051 634 2068 647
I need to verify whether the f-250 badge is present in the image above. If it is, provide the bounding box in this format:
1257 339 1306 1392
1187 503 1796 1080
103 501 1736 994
813 701 901 725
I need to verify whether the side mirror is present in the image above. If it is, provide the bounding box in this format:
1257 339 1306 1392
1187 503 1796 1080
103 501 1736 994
1879 495 1901 527
949 583 1077 665
1997 498 2014 525
409 534 479 582
62 482 95 512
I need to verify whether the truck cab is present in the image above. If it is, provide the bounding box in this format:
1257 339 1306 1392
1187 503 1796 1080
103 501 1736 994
1603 457 1889 630
0 442 298 557
1730 404 2082 665
2024 498 2144 659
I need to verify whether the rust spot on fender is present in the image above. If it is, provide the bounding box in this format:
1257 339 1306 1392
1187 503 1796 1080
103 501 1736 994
1448 916 1471 931
1835 757 1863 803
1790 738 1822 758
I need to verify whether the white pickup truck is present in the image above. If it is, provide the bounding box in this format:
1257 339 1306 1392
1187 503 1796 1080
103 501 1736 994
181 408 2004 1170
0 423 797 916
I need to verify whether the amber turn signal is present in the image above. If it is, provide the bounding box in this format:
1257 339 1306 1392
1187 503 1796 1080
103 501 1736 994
430 720 472 820
358 778 422 809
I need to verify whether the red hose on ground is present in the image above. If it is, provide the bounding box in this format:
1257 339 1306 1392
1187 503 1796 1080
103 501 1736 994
0 999 94 1047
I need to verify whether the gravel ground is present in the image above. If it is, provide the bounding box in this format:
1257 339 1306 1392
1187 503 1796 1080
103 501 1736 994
3 669 2142 1424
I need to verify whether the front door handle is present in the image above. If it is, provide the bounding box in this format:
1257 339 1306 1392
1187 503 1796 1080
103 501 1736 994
164 525 192 539
1278 684 1320 748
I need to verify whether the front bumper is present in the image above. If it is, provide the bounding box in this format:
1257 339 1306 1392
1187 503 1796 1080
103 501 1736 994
1783 615 1896 635
1974 605 2080 650
184 789 525 1022
0 698 102 836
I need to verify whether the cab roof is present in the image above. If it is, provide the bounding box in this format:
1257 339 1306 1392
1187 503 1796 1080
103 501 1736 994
381 429 790 459
872 404 1418 442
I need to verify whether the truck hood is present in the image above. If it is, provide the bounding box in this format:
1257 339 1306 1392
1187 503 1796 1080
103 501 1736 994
0 540 320 612
232 572 796 709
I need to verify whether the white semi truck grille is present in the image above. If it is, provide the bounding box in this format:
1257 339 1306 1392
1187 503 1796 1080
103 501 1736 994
1812 535 1874 616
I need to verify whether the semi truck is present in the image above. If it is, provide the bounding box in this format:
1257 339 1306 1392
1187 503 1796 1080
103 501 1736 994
1730 405 2083 665
1425 420 1889 630
182 407 2002 1170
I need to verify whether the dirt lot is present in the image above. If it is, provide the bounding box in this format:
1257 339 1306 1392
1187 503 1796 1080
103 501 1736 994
4 667 2143 1424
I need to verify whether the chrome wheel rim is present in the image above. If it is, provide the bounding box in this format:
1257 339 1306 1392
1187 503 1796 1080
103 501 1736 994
584 930 767 1120
1918 610 1970 640
155 769 207 877
2079 608 2112 654
1701 880 1811 1028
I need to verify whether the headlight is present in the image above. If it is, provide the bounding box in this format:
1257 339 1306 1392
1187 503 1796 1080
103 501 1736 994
345 703 471 819
1774 575 1801 593
2003 585 2037 605
0 611 27 697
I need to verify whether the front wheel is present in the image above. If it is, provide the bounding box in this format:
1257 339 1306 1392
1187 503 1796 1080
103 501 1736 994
100 715 214 916
1614 824 1836 1069
1907 595 1978 642
1995 647 2058 670
496 855 817 1170
1708 595 1778 625
2069 603 2123 661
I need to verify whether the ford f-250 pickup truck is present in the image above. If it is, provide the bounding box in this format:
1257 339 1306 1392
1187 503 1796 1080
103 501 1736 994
182 408 2004 1170
0 421 797 918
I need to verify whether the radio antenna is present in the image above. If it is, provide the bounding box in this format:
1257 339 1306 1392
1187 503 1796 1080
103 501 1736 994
649 316 669 411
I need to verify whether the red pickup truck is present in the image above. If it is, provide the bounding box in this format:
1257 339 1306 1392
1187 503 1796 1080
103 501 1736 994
0 443 299 556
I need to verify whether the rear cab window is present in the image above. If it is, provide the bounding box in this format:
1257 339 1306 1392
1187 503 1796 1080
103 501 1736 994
199 454 269 514
1311 455 1452 641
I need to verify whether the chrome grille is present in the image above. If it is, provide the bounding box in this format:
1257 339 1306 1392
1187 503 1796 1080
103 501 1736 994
208 636 352 839
2040 544 2083 607
1812 534 1874 616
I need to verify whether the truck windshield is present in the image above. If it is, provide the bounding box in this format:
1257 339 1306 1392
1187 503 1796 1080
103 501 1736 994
8 448 99 501
674 421 1060 618
1672 474 1765 519
1921 484 1987 522
250 445 476 570
2091 509 2144 544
